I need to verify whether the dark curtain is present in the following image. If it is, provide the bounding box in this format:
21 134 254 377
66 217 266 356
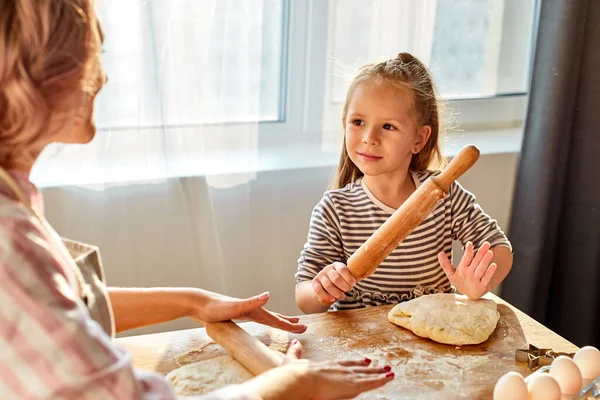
502 0 600 347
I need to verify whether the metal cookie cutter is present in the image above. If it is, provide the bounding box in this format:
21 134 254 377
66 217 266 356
515 344 575 370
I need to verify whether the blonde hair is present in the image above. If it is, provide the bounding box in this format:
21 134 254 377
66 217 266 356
0 0 103 168
333 52 444 189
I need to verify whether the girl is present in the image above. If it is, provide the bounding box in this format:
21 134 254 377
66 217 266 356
295 53 513 314
0 1 393 399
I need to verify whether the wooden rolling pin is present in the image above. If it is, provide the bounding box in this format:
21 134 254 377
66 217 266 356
203 145 480 373
320 145 480 305
205 321 282 375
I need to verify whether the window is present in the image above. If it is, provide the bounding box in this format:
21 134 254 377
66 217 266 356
326 0 533 100
34 0 537 187
430 0 531 98
95 0 288 128
94 0 535 134
307 0 537 137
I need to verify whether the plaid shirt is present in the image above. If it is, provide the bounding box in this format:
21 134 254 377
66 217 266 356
0 171 259 400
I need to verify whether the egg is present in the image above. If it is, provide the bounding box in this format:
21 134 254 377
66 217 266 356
573 346 600 380
493 371 528 400
549 355 583 394
527 373 561 400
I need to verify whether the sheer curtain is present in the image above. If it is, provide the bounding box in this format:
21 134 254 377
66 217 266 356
34 0 289 188
33 0 289 336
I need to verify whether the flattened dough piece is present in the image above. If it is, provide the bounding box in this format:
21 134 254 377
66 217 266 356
166 355 253 395
167 351 285 395
387 293 500 345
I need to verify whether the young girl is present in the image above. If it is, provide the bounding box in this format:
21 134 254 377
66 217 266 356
295 53 513 314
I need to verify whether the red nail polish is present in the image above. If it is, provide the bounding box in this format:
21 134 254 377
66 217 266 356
384 366 392 372
291 339 299 345
386 372 395 378
364 358 372 364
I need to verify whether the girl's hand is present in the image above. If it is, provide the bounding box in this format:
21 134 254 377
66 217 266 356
246 339 394 400
312 262 357 304
438 241 497 300
191 291 307 333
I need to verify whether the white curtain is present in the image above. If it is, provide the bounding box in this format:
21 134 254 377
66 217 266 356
33 0 288 336
34 0 290 188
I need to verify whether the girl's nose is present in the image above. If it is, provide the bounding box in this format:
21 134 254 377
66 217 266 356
362 126 378 145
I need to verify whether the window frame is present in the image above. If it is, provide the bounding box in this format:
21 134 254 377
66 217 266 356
297 0 536 142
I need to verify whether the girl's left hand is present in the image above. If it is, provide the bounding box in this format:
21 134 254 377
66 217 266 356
438 241 497 300
191 291 307 333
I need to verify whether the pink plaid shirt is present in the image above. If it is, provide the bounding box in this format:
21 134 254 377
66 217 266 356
0 171 259 400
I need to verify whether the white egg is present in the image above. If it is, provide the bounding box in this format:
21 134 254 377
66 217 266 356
527 373 561 400
493 371 528 400
574 346 600 380
549 356 583 395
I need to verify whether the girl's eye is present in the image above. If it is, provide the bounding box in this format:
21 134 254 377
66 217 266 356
352 119 365 126
383 123 396 130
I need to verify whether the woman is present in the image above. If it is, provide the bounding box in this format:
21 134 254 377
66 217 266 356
0 1 394 399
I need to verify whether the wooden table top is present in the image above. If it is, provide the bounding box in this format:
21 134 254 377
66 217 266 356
116 293 578 399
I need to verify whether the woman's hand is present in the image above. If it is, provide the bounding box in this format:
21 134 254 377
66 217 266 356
438 241 497 300
242 339 394 400
191 291 307 333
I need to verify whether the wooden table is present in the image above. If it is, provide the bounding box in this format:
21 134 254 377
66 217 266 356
116 294 578 399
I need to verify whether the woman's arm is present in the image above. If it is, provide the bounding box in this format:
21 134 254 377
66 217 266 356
108 287 203 333
108 288 306 333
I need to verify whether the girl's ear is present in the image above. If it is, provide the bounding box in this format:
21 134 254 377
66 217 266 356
412 125 432 154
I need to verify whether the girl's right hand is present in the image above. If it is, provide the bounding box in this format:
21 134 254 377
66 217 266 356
312 262 357 304
246 339 394 400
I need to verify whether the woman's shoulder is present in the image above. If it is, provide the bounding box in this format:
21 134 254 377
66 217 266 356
0 194 40 234
0 195 56 278
0 194 66 266
0 194 81 296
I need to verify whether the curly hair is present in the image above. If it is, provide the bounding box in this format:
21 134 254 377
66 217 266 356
0 0 103 168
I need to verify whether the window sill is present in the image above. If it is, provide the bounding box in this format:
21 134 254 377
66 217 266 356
32 127 523 189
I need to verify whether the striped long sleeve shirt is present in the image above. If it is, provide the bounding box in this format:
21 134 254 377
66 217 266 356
296 171 512 310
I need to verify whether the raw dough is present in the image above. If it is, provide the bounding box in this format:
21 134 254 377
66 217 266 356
167 350 285 395
387 293 500 345
166 355 253 395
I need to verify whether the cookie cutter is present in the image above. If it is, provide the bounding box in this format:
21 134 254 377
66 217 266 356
515 343 575 370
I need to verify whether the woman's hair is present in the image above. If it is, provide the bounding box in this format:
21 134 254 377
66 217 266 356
0 0 103 168
333 52 444 189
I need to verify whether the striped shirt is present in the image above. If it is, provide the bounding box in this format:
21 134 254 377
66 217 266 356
296 170 511 310
0 171 259 400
